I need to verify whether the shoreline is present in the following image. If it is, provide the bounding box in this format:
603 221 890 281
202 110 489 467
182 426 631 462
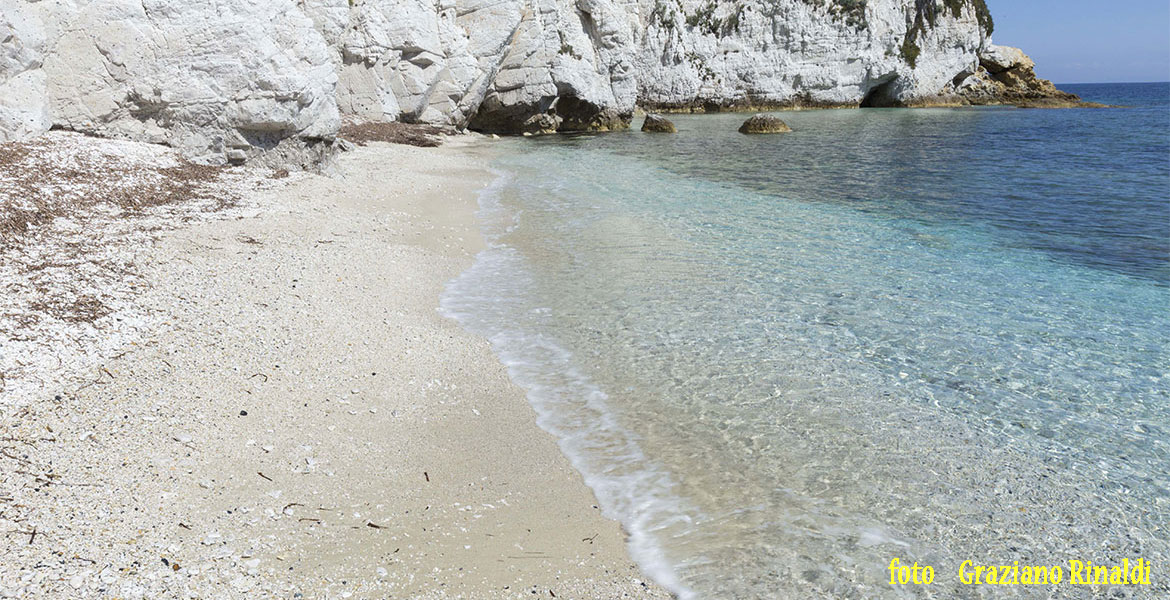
0 133 671 598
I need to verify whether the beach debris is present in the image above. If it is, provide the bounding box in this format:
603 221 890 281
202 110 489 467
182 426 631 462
366 522 386 529
339 122 447 148
423 471 429 482
257 472 273 482
239 410 248 416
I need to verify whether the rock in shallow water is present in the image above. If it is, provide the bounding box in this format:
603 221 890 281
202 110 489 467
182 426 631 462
641 114 676 133
738 114 792 135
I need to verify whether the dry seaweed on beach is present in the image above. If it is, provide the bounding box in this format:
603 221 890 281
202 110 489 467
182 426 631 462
338 121 447 148
0 136 231 249
0 132 266 400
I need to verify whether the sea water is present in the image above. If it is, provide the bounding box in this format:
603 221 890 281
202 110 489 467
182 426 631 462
441 83 1170 598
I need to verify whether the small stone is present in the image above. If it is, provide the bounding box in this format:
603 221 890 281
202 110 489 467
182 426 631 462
68 572 88 589
226 148 247 162
239 410 248 416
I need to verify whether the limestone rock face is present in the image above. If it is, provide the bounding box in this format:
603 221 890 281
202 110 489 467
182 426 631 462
26 0 341 166
979 44 1034 74
463 0 638 133
738 114 791 134
641 113 676 133
0 0 50 142
636 0 988 110
5 0 1080 163
303 0 484 126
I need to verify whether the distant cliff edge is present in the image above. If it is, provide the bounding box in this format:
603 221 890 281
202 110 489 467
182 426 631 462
0 0 1094 166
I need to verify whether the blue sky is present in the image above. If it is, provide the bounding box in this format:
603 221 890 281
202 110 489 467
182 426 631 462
985 0 1170 83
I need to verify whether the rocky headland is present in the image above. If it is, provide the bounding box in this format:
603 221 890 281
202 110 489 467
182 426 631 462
2 0 1096 167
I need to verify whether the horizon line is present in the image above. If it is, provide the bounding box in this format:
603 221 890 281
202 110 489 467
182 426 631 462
1056 80 1170 85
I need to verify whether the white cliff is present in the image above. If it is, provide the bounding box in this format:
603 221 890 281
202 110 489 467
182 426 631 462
1 0 1081 164
634 0 987 109
0 0 49 142
24 0 341 166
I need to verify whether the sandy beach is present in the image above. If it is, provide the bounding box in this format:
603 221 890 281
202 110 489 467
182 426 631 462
0 132 669 599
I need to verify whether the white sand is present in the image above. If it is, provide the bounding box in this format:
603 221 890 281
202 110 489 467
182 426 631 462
0 134 671 599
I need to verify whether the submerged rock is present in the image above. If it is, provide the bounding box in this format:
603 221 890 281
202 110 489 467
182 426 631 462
641 114 676 133
738 115 791 135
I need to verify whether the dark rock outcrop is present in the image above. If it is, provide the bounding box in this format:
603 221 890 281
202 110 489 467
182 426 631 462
738 115 791 134
469 94 630 135
641 114 676 133
952 45 1103 108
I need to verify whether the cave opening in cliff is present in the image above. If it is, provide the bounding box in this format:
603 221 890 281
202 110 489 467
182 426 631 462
860 79 899 108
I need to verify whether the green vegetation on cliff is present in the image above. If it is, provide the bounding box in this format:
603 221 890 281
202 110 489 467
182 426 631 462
669 0 991 45
901 0 994 67
809 0 868 30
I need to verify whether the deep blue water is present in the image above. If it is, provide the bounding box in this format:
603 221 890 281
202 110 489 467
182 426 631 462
572 82 1170 284
443 83 1170 599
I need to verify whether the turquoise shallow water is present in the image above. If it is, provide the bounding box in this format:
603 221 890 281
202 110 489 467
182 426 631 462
442 83 1170 598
